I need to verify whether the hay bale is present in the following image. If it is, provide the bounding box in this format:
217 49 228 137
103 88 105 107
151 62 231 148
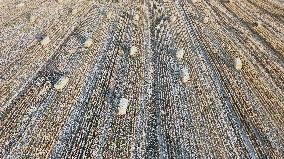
181 67 190 83
38 81 51 96
107 11 113 19
71 8 78 15
130 46 138 57
170 15 177 23
134 14 140 22
56 0 64 4
192 0 201 3
256 20 263 27
54 76 69 91
203 16 209 24
234 58 242 70
84 38 93 48
118 98 129 115
29 15 36 23
222 0 230 3
16 2 25 8
176 48 184 60
142 4 148 13
40 36 51 46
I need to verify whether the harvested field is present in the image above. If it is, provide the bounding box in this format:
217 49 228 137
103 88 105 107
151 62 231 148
0 0 284 158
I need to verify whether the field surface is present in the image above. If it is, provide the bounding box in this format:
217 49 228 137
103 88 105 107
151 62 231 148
0 0 284 158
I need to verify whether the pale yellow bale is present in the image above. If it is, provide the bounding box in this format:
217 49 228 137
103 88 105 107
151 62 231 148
117 98 129 115
40 36 51 46
56 0 64 4
29 15 36 23
181 68 190 83
170 15 177 23
107 11 113 19
203 16 209 24
84 38 93 48
130 46 138 57
54 76 69 91
176 48 184 60
16 2 25 8
192 0 201 4
71 8 78 15
133 14 140 22
256 20 263 27
235 58 242 70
